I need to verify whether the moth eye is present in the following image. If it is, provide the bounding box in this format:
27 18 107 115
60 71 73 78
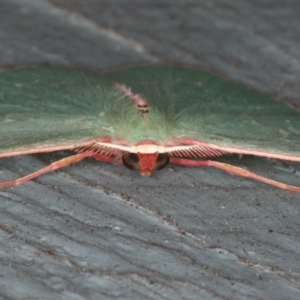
122 152 140 171
153 153 170 171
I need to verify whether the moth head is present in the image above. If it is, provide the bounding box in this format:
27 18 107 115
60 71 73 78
122 152 170 176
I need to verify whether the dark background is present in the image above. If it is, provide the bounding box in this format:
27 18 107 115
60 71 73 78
0 1 300 299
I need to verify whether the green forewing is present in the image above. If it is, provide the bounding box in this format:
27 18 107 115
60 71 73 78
105 66 300 157
0 65 300 158
0 67 132 152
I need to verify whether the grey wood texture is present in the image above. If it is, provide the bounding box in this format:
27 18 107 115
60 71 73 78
0 0 300 299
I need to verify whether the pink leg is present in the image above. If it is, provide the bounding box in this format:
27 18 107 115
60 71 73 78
92 153 123 164
0 152 91 188
170 158 300 193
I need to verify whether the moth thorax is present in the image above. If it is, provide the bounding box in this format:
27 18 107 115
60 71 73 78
122 152 169 176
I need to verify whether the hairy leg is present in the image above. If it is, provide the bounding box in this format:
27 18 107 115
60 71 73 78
0 152 91 188
170 158 300 193
92 153 123 164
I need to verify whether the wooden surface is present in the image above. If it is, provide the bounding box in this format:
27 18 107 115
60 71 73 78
0 1 300 299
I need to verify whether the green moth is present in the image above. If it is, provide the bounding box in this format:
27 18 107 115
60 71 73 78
0 65 299 192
